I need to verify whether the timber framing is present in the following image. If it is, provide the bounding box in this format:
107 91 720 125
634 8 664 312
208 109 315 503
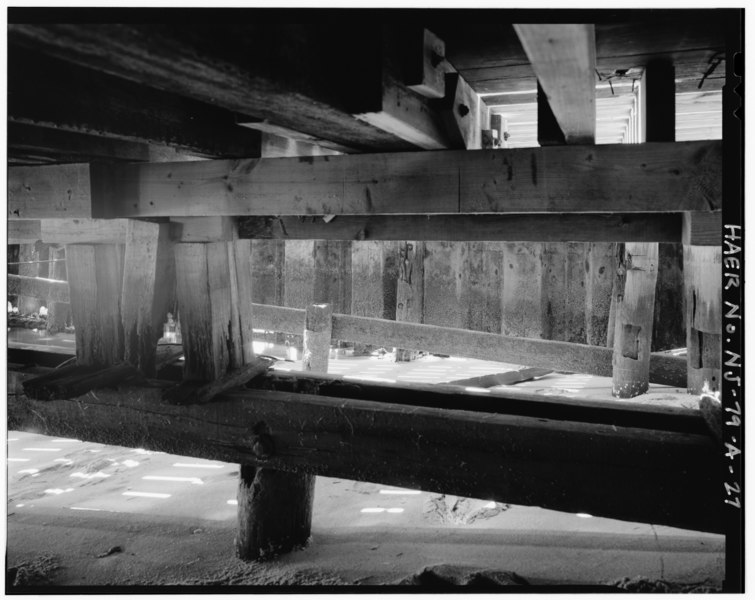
8 369 722 534
8 141 721 219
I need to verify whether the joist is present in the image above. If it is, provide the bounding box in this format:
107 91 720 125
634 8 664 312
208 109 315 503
513 24 597 144
7 380 722 533
7 23 415 153
10 141 720 220
238 214 682 243
8 47 263 159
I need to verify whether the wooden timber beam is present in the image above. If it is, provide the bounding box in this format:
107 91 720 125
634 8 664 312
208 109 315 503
7 122 201 166
8 47 262 160
7 379 722 533
513 24 597 144
8 141 721 219
8 220 42 244
6 23 416 153
249 304 686 387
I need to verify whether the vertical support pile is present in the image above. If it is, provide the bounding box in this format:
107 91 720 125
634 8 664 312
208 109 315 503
684 238 722 394
611 244 659 397
66 243 125 366
121 220 175 377
612 59 671 397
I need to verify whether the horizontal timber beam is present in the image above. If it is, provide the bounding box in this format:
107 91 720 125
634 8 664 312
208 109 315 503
8 141 721 219
250 304 686 387
8 47 263 159
239 214 681 243
7 23 416 153
7 377 721 533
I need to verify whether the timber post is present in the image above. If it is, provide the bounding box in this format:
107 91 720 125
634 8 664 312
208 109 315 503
236 303 330 560
121 220 175 377
66 243 125 367
683 213 723 393
611 59 672 397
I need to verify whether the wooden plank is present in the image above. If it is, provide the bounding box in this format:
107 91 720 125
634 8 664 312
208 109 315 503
303 304 333 374
7 274 70 304
8 163 92 219
238 213 682 243
39 218 129 244
228 240 256 366
8 220 41 244
7 382 723 533
66 244 125 367
251 240 285 306
313 241 352 314
170 217 237 243
684 245 722 394
351 241 398 321
501 243 544 338
283 241 315 309
121 221 175 377
257 369 703 434
7 23 414 153
652 243 685 351
423 242 465 329
683 211 722 246
585 243 616 346
612 243 660 397
79 141 722 218
513 24 596 144
395 241 425 361
464 242 504 333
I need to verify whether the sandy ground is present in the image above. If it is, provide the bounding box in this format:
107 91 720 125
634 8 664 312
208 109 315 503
5 344 724 591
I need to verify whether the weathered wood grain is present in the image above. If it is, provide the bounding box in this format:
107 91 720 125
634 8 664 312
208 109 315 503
682 211 722 246
237 213 682 243
8 220 41 244
66 141 721 218
39 218 129 244
122 221 175 377
7 382 722 533
612 243 660 397
66 244 125 366
514 24 596 144
8 163 92 219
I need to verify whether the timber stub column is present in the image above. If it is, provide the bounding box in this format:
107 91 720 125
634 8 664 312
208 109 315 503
173 239 316 561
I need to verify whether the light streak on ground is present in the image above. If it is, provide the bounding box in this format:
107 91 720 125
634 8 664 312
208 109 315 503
123 491 171 499
22 448 61 452
142 476 203 485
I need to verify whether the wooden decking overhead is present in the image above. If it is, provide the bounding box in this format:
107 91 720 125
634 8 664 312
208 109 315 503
7 8 733 165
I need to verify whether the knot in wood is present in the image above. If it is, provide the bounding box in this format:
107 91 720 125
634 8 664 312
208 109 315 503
251 434 275 459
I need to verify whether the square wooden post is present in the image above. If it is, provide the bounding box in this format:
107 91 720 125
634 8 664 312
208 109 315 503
121 220 175 377
683 213 722 393
66 243 125 367
612 59 672 397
